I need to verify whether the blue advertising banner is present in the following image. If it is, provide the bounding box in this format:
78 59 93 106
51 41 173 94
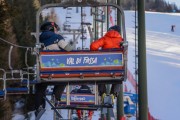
60 94 95 104
40 53 123 68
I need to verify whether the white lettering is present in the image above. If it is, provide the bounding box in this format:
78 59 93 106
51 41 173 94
76 57 82 64
83 57 97 64
67 57 74 65
71 96 86 101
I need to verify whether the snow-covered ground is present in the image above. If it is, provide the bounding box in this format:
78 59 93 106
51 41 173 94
126 10 180 120
12 98 26 120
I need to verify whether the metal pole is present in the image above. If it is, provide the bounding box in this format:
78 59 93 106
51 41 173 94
134 0 139 118
106 0 109 29
138 0 148 119
81 7 84 49
106 0 111 119
116 0 124 119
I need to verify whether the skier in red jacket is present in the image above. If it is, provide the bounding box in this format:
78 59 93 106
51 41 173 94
90 25 123 50
90 25 123 98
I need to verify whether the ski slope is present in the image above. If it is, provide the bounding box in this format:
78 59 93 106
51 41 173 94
126 11 180 120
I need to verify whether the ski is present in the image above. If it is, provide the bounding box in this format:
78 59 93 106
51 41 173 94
44 97 63 118
35 109 46 120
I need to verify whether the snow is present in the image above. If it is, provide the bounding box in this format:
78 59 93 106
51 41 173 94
125 11 180 120
12 114 25 120
12 98 26 120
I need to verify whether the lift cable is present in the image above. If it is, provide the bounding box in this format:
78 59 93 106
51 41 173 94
0 37 33 49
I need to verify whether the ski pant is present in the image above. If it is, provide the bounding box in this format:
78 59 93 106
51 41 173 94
98 84 120 96
35 83 66 110
35 83 46 110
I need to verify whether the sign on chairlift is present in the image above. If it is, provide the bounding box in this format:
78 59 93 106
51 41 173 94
59 93 95 105
40 51 123 70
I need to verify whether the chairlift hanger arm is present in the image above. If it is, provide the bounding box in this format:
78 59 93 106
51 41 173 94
8 46 13 70
25 48 30 68
0 69 6 73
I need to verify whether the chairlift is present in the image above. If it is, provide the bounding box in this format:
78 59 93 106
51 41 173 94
35 0 127 119
0 34 36 100
3 46 36 95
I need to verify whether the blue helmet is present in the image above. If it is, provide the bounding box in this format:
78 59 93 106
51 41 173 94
108 25 120 33
40 22 60 32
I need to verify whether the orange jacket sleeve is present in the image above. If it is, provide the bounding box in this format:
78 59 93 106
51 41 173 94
90 37 105 50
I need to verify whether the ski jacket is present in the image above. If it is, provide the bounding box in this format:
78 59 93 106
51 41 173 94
90 30 123 50
40 30 64 48
40 30 74 51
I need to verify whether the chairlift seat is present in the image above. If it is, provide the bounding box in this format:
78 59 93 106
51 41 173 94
6 87 28 94
0 90 5 98
21 79 38 85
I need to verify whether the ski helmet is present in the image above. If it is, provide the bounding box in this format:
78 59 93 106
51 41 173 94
40 22 60 32
108 25 120 33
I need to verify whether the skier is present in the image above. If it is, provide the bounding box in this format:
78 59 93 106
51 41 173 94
171 25 175 32
90 25 123 98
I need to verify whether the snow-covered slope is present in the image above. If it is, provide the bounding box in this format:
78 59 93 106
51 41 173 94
126 10 180 120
